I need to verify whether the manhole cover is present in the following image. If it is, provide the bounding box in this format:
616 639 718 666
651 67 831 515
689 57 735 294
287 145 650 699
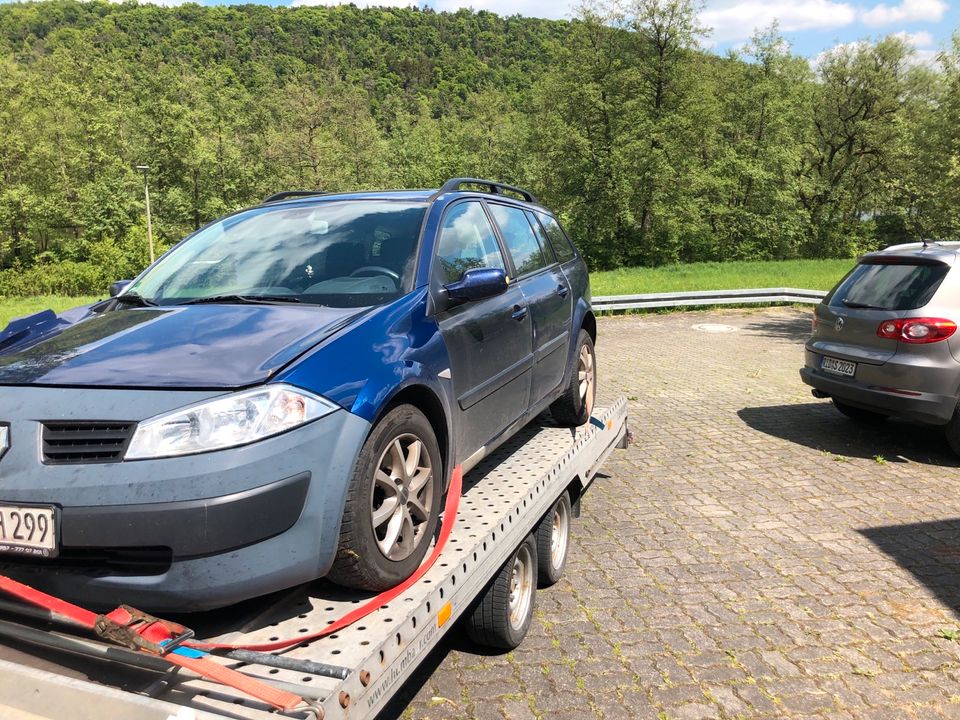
692 323 737 334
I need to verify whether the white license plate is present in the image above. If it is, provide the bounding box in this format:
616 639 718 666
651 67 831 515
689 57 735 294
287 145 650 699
821 356 856 377
0 505 57 557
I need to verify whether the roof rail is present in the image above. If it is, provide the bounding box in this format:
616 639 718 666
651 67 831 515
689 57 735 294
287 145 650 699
433 178 538 203
261 190 329 204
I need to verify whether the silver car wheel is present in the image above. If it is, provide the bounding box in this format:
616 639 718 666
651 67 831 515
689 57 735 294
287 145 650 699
508 542 535 631
371 433 434 561
578 343 596 416
550 497 570 572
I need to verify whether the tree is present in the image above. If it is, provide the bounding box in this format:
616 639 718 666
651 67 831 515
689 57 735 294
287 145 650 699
798 36 911 256
699 25 811 260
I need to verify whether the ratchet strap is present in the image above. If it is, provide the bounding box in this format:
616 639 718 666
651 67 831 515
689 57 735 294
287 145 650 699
0 573 303 711
0 464 463 707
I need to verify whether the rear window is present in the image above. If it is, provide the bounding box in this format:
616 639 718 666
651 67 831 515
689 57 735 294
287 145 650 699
827 261 950 311
536 212 577 263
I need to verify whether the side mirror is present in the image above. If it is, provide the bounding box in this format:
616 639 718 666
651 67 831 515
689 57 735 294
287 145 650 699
110 280 133 297
444 268 508 303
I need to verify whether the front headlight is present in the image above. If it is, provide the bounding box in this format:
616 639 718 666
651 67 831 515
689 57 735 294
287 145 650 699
125 384 337 460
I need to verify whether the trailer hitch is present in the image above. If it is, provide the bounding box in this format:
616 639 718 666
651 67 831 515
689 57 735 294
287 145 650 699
94 605 194 656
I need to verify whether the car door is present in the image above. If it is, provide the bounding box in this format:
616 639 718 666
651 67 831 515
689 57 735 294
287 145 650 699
432 200 534 458
486 202 571 406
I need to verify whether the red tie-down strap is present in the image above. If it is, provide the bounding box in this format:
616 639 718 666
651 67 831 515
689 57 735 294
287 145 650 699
0 465 464 708
0 574 303 711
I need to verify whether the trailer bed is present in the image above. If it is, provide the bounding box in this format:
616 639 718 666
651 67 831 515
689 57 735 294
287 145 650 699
0 399 628 720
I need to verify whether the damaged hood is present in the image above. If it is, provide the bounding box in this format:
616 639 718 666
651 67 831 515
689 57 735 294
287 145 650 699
0 303 367 388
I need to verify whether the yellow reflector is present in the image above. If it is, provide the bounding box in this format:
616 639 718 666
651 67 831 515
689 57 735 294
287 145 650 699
437 602 452 628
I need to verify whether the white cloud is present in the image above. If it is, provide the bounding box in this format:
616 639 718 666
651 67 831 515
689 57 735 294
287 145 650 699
701 0 857 44
892 29 941 66
811 31 939 71
913 48 940 63
810 39 867 69
860 0 947 26
892 29 934 46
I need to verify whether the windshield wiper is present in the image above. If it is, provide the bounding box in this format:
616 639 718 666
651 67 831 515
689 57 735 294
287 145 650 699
114 293 158 307
178 294 302 306
841 298 883 309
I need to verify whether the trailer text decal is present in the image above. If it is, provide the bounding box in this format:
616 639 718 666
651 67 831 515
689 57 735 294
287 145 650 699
366 621 437 709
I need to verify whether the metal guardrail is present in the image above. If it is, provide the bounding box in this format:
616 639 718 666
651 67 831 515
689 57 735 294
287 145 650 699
593 287 827 312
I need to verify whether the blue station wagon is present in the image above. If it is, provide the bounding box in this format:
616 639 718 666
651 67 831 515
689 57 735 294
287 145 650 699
0 178 596 611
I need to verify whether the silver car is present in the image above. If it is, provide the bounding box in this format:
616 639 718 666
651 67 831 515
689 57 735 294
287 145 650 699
801 242 960 453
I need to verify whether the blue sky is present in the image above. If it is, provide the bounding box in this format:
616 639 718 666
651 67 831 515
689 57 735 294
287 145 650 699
7 0 956 60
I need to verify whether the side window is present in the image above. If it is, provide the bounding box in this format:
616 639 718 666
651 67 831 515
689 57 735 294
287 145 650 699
524 210 558 264
537 212 576 263
435 201 506 284
489 203 548 277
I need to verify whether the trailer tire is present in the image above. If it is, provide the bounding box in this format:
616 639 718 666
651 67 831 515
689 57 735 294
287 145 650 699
550 329 596 426
328 404 442 591
535 491 571 587
465 534 537 649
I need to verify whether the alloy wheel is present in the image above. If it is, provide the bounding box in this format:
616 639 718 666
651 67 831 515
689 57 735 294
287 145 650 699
371 433 435 561
578 343 596 416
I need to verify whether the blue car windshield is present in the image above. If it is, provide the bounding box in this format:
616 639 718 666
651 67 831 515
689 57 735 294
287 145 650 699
127 201 427 308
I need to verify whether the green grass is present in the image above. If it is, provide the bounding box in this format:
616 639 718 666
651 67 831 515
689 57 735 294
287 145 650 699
0 295 101 328
0 258 853 328
590 258 853 296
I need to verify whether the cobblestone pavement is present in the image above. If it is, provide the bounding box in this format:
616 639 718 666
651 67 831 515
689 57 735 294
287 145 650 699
391 307 960 720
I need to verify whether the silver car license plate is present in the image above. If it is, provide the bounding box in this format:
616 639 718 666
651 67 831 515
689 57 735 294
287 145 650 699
821 356 856 377
0 504 57 557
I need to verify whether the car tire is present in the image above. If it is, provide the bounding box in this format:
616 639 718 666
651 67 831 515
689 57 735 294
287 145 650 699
465 534 537 649
535 491 571 587
327 404 442 592
832 398 888 424
550 329 596 427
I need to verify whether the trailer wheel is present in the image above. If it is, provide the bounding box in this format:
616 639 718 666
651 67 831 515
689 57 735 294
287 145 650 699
465 534 537 649
535 491 571 587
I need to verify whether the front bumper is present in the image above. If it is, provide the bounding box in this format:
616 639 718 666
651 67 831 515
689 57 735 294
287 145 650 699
0 387 371 611
800 350 958 425
60 471 311 557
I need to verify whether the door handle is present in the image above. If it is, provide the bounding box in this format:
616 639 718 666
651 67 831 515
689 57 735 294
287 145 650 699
511 305 528 321
557 284 569 298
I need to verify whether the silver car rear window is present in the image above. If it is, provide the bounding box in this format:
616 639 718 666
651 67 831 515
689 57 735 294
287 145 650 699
827 261 950 311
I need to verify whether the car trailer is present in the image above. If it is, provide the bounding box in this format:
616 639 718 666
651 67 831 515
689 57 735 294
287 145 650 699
0 398 628 720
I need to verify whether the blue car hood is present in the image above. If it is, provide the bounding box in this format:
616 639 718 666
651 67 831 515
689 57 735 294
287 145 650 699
0 304 368 388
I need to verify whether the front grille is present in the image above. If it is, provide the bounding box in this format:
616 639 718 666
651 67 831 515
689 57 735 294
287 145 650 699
42 421 136 464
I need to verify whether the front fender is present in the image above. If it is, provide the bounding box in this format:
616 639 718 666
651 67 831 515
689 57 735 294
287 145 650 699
275 288 456 443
